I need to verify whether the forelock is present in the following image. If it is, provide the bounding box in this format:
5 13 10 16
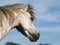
27 4 35 21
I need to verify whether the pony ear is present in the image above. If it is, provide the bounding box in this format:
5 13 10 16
20 5 28 12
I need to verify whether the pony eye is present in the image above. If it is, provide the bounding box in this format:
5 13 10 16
30 17 34 21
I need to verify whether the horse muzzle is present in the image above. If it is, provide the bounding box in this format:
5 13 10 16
25 30 40 42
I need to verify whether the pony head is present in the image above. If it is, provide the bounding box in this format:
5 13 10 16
15 4 40 42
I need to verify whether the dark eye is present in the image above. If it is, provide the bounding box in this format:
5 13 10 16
30 17 34 21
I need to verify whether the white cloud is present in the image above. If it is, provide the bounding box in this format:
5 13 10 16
35 13 60 23
38 25 60 32
32 0 60 14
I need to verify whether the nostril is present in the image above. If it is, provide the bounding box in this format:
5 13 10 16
37 32 40 37
35 32 40 40
37 33 40 39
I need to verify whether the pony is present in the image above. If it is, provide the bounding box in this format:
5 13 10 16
0 4 40 42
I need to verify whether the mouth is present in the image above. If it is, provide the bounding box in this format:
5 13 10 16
25 31 40 42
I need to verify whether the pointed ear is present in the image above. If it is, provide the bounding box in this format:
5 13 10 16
20 5 28 12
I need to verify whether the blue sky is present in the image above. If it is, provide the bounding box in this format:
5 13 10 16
0 0 60 45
